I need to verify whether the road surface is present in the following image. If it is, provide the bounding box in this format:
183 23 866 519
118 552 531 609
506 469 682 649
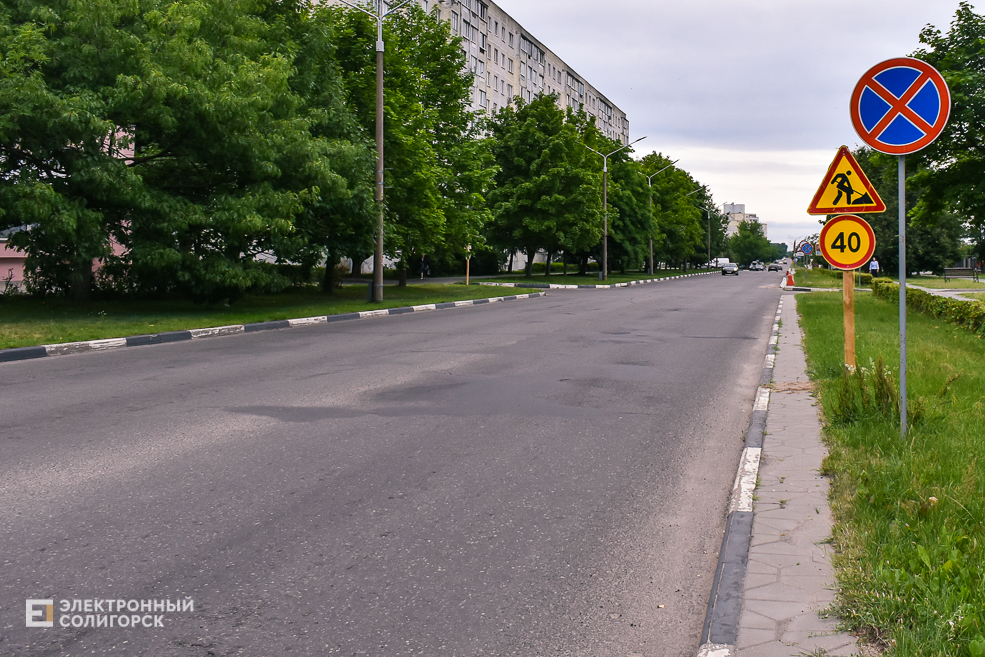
1 272 783 656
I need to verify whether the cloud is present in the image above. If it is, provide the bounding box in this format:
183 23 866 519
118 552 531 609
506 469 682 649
493 0 965 239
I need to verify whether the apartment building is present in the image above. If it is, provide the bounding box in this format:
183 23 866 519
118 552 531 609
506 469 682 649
328 0 630 144
723 203 767 239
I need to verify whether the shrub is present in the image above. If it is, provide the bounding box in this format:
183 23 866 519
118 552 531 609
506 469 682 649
871 279 985 336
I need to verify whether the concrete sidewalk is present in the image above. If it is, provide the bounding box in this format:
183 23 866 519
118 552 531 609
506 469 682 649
733 292 860 656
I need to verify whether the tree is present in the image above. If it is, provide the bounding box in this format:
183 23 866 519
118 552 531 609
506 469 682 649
909 2 985 265
487 93 601 276
584 128 652 274
0 0 370 302
333 5 493 284
728 220 773 267
639 155 704 269
847 147 962 276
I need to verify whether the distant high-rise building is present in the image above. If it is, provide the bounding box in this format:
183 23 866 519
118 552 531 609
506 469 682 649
724 203 766 238
326 0 630 144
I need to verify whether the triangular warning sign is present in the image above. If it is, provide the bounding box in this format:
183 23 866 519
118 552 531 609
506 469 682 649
807 146 886 215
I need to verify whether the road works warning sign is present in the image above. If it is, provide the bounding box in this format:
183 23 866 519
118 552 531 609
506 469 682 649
807 146 886 215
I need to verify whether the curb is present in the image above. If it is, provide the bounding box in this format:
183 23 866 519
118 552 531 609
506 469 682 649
695 295 785 657
478 271 715 290
0 292 548 364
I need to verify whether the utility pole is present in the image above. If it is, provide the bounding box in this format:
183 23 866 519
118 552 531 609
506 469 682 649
335 0 415 302
585 137 646 280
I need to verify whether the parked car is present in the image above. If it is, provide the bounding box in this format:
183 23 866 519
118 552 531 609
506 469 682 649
767 262 782 272
721 262 739 275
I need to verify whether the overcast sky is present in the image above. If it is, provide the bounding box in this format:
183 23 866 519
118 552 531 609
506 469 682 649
492 0 966 248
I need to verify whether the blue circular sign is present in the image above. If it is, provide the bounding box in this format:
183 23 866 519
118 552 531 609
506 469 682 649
850 57 951 155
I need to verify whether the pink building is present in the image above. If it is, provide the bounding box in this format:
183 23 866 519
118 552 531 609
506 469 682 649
0 230 27 291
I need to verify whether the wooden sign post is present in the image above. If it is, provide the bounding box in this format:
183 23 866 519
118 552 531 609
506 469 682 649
843 270 856 368
820 215 875 369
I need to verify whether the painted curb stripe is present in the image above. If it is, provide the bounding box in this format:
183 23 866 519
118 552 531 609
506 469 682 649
729 448 762 514
478 271 716 290
696 297 783 657
190 325 244 339
0 292 548 363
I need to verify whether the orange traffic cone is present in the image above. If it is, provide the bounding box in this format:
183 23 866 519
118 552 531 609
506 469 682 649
785 270 795 287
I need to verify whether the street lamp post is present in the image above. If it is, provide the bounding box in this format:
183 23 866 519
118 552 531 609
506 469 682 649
642 160 677 275
585 136 646 281
683 186 704 271
335 0 414 302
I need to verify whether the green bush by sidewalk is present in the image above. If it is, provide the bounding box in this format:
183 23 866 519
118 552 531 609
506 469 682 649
798 292 985 656
872 277 985 337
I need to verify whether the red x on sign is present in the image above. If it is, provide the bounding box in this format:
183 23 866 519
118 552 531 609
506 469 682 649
850 57 950 155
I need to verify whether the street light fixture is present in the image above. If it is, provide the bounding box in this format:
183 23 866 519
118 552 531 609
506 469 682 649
585 136 646 281
685 185 711 269
334 0 415 302
641 160 678 275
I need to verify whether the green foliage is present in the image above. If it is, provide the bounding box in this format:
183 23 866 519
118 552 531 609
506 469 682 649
333 4 492 275
0 0 373 303
799 292 985 656
486 93 601 275
848 148 963 276
637 151 707 267
911 2 985 265
728 219 773 266
872 277 985 336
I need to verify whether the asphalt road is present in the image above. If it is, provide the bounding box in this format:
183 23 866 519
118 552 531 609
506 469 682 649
1 271 783 656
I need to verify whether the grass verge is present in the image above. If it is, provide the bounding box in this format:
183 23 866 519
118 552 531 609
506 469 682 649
908 276 985 291
0 284 528 350
798 292 985 656
794 267 845 288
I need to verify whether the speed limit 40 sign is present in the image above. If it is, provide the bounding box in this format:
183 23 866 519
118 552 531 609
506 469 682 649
819 214 876 270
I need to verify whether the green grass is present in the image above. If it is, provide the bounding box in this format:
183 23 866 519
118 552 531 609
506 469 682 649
0 284 527 349
490 269 694 286
961 292 985 302
793 267 845 288
907 276 985 290
798 292 985 656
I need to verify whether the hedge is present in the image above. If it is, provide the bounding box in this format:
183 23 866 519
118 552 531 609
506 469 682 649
870 277 985 336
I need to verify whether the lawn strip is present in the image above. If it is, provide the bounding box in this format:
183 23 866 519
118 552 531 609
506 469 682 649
797 292 985 656
0 284 519 350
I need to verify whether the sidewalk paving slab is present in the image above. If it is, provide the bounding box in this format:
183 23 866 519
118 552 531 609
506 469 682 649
733 292 860 656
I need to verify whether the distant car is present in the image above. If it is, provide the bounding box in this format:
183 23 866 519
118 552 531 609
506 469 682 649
750 262 765 271
768 263 782 272
721 262 739 275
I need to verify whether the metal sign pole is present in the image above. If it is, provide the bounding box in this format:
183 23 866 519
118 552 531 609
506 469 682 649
898 155 907 435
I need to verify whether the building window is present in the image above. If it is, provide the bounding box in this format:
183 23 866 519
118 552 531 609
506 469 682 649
508 32 514 47
507 84 513 98
508 58 513 74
